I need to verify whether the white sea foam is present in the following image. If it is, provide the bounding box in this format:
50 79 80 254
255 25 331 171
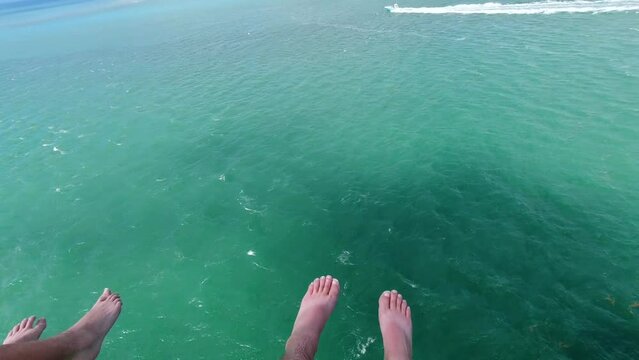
337 250 353 265
385 0 639 14
252 262 273 271
354 337 376 358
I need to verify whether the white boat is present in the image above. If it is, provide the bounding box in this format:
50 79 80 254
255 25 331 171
384 3 400 11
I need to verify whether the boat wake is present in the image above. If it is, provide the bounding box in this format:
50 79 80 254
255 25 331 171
385 0 639 14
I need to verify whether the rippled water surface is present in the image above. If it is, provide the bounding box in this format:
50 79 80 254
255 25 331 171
1 0 639 358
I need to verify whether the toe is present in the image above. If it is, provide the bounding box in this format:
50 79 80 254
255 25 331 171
19 318 28 330
33 318 47 336
390 290 398 309
401 299 408 313
307 281 314 295
324 275 333 294
328 278 340 298
313 278 320 293
12 322 22 334
379 291 391 310
26 316 35 329
406 306 411 319
319 276 326 292
100 288 111 301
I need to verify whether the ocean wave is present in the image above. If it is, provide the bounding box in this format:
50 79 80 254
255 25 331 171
385 0 639 14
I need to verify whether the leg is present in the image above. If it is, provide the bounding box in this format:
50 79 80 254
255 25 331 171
0 288 122 360
379 290 412 360
283 275 340 360
0 332 78 360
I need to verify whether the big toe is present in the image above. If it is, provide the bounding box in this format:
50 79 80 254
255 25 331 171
379 291 391 310
34 318 47 335
99 288 111 301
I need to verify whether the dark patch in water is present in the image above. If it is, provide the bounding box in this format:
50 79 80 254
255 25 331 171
0 0 94 16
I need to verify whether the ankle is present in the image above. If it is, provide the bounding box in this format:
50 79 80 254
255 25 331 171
285 332 318 360
384 347 412 360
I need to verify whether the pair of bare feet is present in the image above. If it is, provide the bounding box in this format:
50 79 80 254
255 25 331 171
284 275 412 360
1 288 122 360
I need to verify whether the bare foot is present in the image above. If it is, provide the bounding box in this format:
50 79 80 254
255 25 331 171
3 316 47 345
284 275 340 360
379 290 412 360
65 288 122 360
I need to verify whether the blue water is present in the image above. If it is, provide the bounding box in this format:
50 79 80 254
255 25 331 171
1 0 639 358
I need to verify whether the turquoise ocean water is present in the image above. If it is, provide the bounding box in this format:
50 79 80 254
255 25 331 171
1 0 639 358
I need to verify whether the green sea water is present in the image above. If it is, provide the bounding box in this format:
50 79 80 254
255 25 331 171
1 0 639 358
